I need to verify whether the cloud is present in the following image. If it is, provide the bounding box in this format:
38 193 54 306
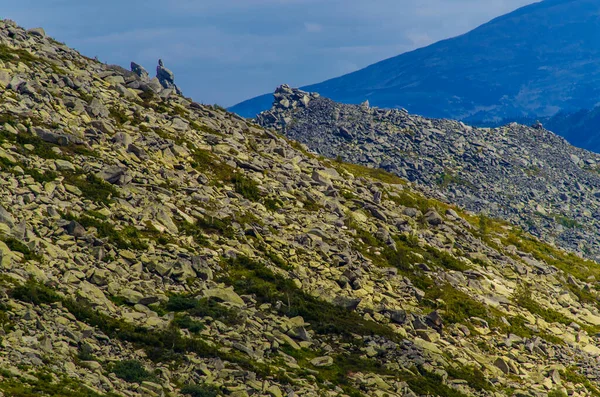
304 22 323 33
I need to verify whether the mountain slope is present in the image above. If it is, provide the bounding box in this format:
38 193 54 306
232 0 600 126
5 18 600 397
257 85 600 263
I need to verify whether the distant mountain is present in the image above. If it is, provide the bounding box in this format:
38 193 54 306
231 0 600 149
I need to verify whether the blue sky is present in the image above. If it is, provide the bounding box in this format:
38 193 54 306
4 0 536 106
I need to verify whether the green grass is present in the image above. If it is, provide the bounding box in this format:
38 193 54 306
181 384 220 397
281 347 394 396
161 295 242 327
347 218 468 273
0 235 41 262
172 315 205 333
553 214 582 229
403 369 469 397
191 122 221 136
340 163 406 185
63 173 120 205
178 215 234 241
501 225 600 282
446 365 493 391
108 106 130 126
0 369 121 397
0 119 94 160
0 44 40 65
231 174 261 201
423 284 495 326
513 285 572 325
8 278 287 383
109 360 155 383
435 171 472 189
562 367 600 396
0 303 14 332
220 256 399 341
64 213 148 250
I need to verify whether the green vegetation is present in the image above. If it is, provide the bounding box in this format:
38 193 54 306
524 166 542 177
513 285 572 325
0 44 40 66
64 213 149 250
109 360 154 383
0 303 14 333
189 147 234 182
548 389 568 397
502 315 564 345
500 223 599 282
63 173 120 205
179 215 234 241
0 235 40 262
191 122 221 136
8 278 285 383
562 367 600 396
231 174 260 201
172 315 205 333
0 151 59 183
0 115 94 160
446 365 492 391
435 171 472 189
220 255 399 341
263 197 283 211
347 218 468 273
162 294 243 327
0 369 120 397
553 214 582 229
478 213 491 237
340 162 406 185
282 347 395 396
181 384 220 397
300 197 323 212
423 284 503 329
386 189 446 214
403 368 470 397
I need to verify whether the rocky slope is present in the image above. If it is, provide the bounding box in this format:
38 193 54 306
256 85 600 263
2 19 600 397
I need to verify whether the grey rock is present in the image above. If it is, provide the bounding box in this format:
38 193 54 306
156 59 181 95
0 206 14 227
27 28 46 37
130 62 149 80
97 166 131 186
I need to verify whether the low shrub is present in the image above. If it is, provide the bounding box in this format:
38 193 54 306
180 384 220 397
110 360 154 383
221 256 398 341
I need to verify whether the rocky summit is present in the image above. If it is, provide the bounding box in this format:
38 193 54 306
2 18 600 397
257 85 600 263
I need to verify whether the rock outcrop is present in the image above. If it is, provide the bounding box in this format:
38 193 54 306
257 85 600 263
1 19 600 397
156 58 182 95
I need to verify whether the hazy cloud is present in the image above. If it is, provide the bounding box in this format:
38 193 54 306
304 23 324 33
3 0 537 106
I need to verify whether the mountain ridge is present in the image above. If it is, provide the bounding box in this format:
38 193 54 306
256 85 600 262
232 0 600 152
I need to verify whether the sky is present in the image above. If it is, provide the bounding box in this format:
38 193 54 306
4 0 537 107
